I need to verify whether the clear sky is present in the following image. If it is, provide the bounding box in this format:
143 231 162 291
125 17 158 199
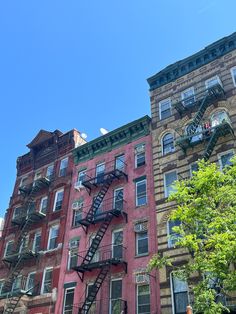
0 0 235 217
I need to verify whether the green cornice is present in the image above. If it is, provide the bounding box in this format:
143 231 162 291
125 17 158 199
147 32 236 91
73 116 151 164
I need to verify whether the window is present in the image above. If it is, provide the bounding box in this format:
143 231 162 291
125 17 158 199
186 124 202 143
115 154 125 171
205 75 221 89
89 235 99 263
77 169 86 187
59 158 69 177
72 199 83 227
40 196 48 214
4 240 14 257
47 225 59 250
46 164 54 180
0 281 4 296
95 163 105 184
136 179 147 206
164 171 177 198
110 279 122 314
137 285 150 314
19 176 27 193
162 133 174 155
211 110 230 127
219 150 234 170
34 171 41 181
26 272 36 293
136 231 148 256
53 189 64 211
12 275 22 292
87 283 96 312
231 67 236 87
112 229 123 259
63 287 75 314
41 268 53 294
190 163 199 177
159 98 171 120
19 235 29 253
27 201 36 215
68 238 79 270
13 207 24 220
113 188 124 211
181 87 195 107
167 220 181 248
135 144 146 168
171 273 189 314
33 231 41 252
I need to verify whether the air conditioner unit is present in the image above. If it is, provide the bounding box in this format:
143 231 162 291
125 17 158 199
135 144 145 154
74 182 84 191
134 222 148 233
136 274 150 284
72 201 83 210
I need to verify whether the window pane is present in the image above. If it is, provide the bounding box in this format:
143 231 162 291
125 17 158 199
160 99 171 120
115 155 125 170
113 189 124 210
136 180 147 206
64 288 75 314
137 232 148 255
111 280 122 299
220 152 234 169
163 133 174 155
43 269 52 293
137 285 150 314
165 172 177 197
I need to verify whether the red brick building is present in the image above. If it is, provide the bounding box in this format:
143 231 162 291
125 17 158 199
0 129 85 313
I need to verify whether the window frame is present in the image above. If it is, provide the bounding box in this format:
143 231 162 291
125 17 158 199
170 272 189 314
53 189 64 212
231 67 236 87
46 164 54 180
41 267 53 294
112 228 123 259
218 149 234 171
39 196 48 214
68 238 79 270
190 162 199 178
135 144 146 168
26 271 36 293
159 98 172 120
33 231 41 252
136 231 149 256
59 157 69 177
77 169 87 187
113 187 124 211
164 171 177 198
4 240 14 257
162 133 175 155
136 284 151 314
47 225 59 251
205 75 222 89
167 220 181 248
181 86 195 107
135 179 147 207
109 278 122 314
115 154 125 171
63 287 75 314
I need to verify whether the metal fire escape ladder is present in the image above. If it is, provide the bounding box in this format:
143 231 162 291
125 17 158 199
78 265 111 314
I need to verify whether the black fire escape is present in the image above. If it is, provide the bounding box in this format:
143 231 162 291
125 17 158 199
73 160 128 314
175 83 234 160
1 177 50 314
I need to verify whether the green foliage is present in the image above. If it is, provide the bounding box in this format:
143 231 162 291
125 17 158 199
149 159 236 313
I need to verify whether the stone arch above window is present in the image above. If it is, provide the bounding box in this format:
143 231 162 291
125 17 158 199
162 133 175 155
210 110 230 127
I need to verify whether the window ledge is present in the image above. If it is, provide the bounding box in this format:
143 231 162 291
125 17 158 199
135 203 148 209
135 253 149 258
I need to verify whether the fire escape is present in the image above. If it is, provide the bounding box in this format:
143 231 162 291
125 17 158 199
175 83 234 160
73 160 128 314
1 177 50 314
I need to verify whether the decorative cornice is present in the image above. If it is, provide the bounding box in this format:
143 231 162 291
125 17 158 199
73 116 151 164
147 32 236 91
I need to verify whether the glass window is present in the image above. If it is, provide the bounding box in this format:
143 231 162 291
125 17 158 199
159 98 171 120
164 171 177 198
53 189 64 211
46 164 54 180
205 75 221 89
171 273 189 314
77 170 86 186
112 230 123 259
47 225 59 250
186 124 203 143
42 268 53 294
73 209 83 227
113 188 124 211
68 238 79 270
136 179 147 206
63 287 75 314
136 231 148 255
12 275 22 292
0 281 4 296
59 158 69 177
135 144 146 168
231 67 236 87
115 155 125 171
4 240 14 257
137 285 150 314
190 163 199 177
211 110 230 127
95 163 105 184
33 231 41 252
181 87 195 107
86 283 96 312
40 197 48 214
26 272 36 293
168 220 181 248
110 279 122 314
13 207 24 220
219 151 234 170
162 133 174 155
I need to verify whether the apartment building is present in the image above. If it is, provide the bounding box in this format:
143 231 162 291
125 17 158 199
55 116 160 314
0 129 85 313
147 32 236 314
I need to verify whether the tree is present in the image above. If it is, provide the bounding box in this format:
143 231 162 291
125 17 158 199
149 159 236 314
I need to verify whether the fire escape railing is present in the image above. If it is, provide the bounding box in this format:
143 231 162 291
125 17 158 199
72 298 128 314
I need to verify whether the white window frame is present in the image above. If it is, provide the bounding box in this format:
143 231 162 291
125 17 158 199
0 280 4 296
218 149 234 171
115 154 125 171
231 67 236 87
34 171 42 181
170 272 189 314
162 133 175 156
46 164 54 179
159 98 172 120
53 189 64 212
181 87 195 106
41 267 53 294
136 284 150 314
164 171 177 198
63 287 75 314
77 169 86 187
33 231 41 252
112 229 123 258
113 187 124 210
18 176 28 194
4 240 14 257
47 225 59 250
167 220 181 248
26 271 36 292
68 238 79 270
39 196 48 214
109 278 122 314
136 231 149 256
205 75 222 89
135 144 146 168
59 157 69 176
13 206 23 219
135 179 147 207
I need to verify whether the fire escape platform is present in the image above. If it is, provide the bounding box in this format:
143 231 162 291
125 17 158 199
2 250 38 264
73 258 127 273
12 211 46 226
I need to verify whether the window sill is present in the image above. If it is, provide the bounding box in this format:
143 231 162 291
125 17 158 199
135 203 148 209
135 164 146 169
135 253 149 258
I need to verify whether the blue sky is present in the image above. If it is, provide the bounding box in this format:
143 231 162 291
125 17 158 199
0 0 235 216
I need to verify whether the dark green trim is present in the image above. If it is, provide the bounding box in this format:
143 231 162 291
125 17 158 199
133 175 146 182
147 32 236 91
64 282 77 289
73 116 151 164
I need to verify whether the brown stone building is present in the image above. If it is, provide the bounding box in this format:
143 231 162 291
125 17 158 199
0 129 85 313
147 32 236 314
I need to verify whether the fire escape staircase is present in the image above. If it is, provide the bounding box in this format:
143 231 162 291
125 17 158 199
78 265 111 314
2 178 49 313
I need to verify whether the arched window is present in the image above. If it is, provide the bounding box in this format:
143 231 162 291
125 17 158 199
162 133 174 155
210 110 230 127
185 124 202 143
167 219 181 248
